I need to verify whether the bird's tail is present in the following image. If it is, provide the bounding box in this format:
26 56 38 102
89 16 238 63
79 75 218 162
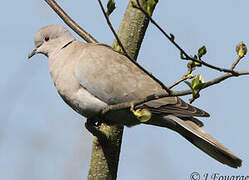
145 115 242 168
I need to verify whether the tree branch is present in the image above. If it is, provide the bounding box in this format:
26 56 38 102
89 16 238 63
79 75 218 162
168 75 189 89
134 0 239 75
203 70 249 88
231 57 242 70
44 0 98 43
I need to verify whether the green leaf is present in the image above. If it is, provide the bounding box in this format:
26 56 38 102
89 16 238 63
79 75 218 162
236 42 247 58
197 74 205 83
185 74 205 97
184 81 193 90
192 74 205 90
198 45 207 58
191 77 199 89
193 89 199 97
195 83 205 90
170 33 175 41
143 0 158 16
193 61 202 67
116 45 121 52
185 75 205 103
106 0 116 16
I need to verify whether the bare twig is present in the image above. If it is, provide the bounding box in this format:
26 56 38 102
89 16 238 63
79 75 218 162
231 57 242 70
102 70 249 115
97 0 130 59
134 0 238 75
168 66 194 89
44 0 98 43
168 75 189 89
203 71 249 87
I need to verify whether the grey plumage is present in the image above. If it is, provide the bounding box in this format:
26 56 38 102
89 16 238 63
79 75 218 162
28 24 242 168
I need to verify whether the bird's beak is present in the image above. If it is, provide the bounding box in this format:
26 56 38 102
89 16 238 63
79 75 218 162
28 48 37 59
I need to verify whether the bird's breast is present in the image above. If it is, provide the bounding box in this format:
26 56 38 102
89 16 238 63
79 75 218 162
49 56 107 118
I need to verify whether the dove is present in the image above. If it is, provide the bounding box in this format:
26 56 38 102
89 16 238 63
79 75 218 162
28 24 242 168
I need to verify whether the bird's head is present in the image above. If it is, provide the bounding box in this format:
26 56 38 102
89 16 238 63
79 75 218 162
28 24 75 59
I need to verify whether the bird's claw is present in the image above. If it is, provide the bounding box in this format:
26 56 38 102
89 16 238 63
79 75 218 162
87 115 103 127
85 118 101 136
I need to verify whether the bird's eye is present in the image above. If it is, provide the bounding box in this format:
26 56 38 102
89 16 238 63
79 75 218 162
45 37 50 42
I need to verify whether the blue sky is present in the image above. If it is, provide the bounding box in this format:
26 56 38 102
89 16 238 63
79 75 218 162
1 0 249 180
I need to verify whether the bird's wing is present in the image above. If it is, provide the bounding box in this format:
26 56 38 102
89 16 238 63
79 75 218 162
75 43 163 103
75 43 208 117
139 97 209 117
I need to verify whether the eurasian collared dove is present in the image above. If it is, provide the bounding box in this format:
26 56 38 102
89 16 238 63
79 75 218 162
28 24 242 168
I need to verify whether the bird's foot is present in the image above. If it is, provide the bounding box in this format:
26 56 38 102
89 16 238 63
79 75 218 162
85 118 101 136
87 115 103 127
85 118 108 142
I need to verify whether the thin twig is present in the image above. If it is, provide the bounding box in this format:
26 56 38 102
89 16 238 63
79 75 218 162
186 56 238 75
102 70 249 115
97 0 130 59
231 57 242 70
168 75 189 89
203 71 249 87
44 0 98 43
134 0 238 75
168 64 195 89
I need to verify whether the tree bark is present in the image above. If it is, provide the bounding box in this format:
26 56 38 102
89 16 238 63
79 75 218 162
87 1 158 179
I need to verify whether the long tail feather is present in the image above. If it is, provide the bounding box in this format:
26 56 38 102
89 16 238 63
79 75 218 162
146 115 242 168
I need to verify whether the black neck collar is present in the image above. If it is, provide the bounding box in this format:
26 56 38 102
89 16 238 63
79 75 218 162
61 40 75 49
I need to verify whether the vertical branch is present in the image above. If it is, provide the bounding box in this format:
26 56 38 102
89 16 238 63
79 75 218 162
112 0 154 60
87 0 158 179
